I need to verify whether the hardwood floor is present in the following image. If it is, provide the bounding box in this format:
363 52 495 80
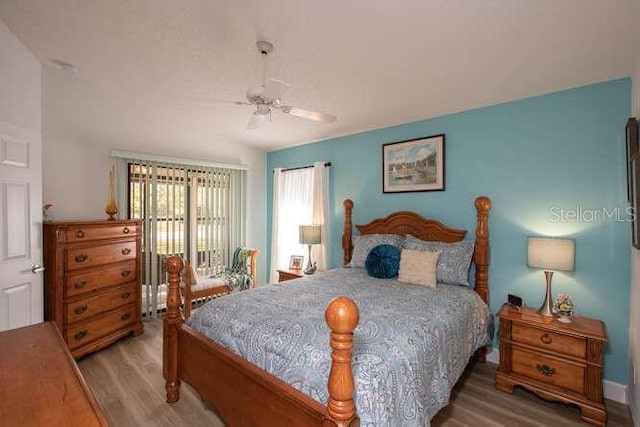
78 319 634 426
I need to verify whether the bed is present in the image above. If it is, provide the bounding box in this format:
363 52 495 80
163 196 492 426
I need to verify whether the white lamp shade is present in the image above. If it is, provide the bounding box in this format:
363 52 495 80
299 225 322 245
527 236 575 271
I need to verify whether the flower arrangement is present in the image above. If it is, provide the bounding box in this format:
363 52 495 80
553 293 576 319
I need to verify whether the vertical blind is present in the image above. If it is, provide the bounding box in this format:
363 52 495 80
115 154 246 317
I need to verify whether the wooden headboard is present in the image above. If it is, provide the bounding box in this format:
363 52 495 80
341 196 492 303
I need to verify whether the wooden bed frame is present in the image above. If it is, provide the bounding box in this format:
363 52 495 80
163 196 491 426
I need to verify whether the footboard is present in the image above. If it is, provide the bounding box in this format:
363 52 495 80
162 256 360 426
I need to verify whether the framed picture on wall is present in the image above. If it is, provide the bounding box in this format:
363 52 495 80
382 134 445 193
626 117 639 202
631 154 640 249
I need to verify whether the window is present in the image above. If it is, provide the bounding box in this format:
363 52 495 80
116 154 246 316
270 162 330 282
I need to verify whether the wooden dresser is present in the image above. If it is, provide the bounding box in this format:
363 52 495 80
495 305 607 425
43 219 143 359
0 322 108 426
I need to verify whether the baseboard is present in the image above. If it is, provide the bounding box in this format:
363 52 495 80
484 347 628 404
627 388 639 427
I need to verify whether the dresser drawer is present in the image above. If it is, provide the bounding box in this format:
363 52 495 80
66 304 136 350
512 323 586 359
511 346 585 394
65 260 136 298
66 241 137 271
65 283 137 324
65 223 139 243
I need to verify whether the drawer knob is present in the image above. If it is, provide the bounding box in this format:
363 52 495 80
123 227 130 234
536 363 556 377
75 254 88 263
121 248 131 255
74 279 87 289
121 291 131 299
75 230 85 238
74 304 88 315
121 269 132 277
540 333 552 344
121 312 131 321
74 330 88 341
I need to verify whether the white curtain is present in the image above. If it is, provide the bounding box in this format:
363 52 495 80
312 162 330 271
270 163 330 282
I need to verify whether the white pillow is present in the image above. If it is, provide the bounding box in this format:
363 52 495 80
398 249 440 288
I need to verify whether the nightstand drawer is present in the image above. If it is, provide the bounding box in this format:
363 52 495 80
512 323 585 359
511 346 585 394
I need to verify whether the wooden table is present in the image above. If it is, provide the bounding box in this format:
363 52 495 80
0 322 108 426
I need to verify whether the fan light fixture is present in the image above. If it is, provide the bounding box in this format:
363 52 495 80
237 41 337 129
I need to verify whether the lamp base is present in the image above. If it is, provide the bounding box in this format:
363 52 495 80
537 270 555 317
304 263 317 275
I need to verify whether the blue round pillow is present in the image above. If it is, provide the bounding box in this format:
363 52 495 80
365 244 401 279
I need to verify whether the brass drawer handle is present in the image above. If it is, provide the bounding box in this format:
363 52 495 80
75 230 85 238
121 269 132 277
74 330 88 341
74 279 87 289
121 312 131 321
540 333 552 344
75 254 88 263
123 227 130 234
74 304 88 315
536 363 556 376
121 248 131 255
121 291 131 299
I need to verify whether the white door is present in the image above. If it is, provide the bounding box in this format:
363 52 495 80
0 120 42 331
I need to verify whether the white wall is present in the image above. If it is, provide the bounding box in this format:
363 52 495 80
0 19 40 131
41 71 268 283
630 55 640 425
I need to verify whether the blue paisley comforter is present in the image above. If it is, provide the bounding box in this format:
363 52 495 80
187 267 492 426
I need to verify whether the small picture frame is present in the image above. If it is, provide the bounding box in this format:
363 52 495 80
383 134 445 193
289 255 304 270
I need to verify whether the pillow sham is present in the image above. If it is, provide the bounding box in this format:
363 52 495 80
398 249 440 288
365 244 401 279
402 234 475 286
349 233 405 268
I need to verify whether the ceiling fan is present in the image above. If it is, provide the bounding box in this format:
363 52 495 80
237 41 337 129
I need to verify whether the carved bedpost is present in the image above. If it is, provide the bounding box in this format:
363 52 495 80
163 255 184 403
324 297 360 427
342 199 354 266
473 196 491 304
473 196 491 363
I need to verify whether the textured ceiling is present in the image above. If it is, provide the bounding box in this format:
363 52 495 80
1 0 639 152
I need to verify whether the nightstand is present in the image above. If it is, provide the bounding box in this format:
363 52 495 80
277 268 323 282
495 306 608 426
277 268 304 282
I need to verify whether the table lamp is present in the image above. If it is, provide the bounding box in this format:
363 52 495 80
299 225 322 274
527 236 575 317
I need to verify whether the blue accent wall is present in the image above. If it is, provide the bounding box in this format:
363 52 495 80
267 78 631 384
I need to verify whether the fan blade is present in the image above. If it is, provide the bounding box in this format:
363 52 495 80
247 112 267 129
261 79 289 101
281 106 337 123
